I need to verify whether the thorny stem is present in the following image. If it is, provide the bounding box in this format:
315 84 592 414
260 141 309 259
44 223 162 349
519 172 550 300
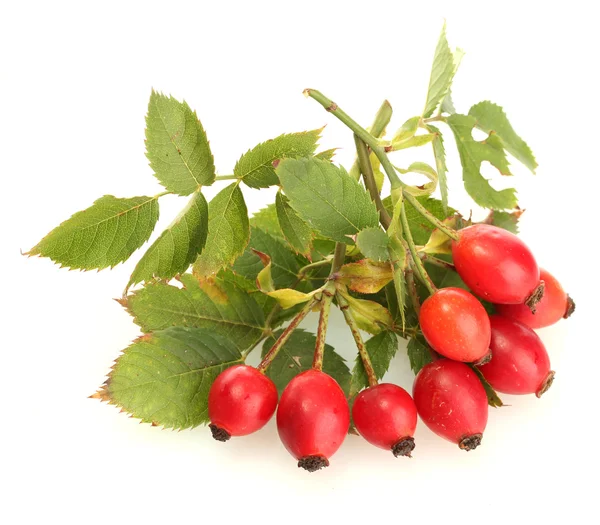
419 252 456 271
304 89 404 192
402 191 459 241
312 283 335 371
348 100 393 180
401 204 437 295
354 134 392 230
257 299 317 373
330 242 347 275
405 268 421 315
337 292 378 387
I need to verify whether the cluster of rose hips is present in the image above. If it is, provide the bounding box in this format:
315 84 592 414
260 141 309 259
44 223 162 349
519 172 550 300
207 223 574 471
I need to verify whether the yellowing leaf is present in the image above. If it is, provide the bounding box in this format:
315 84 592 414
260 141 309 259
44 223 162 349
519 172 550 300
336 259 393 294
340 289 394 334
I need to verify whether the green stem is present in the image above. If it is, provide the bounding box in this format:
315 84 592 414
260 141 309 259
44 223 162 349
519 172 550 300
305 89 403 191
419 252 456 271
337 292 378 387
215 174 239 181
330 242 347 275
422 115 446 124
402 191 459 241
405 268 421 315
354 134 392 230
312 285 335 371
401 203 437 295
257 299 316 373
154 191 172 199
348 100 393 180
298 258 332 277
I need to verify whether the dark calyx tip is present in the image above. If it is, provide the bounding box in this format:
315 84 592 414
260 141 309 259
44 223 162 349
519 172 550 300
209 423 231 442
475 351 492 366
536 370 555 398
459 433 483 451
564 295 576 319
392 437 415 458
298 455 329 472
525 281 545 313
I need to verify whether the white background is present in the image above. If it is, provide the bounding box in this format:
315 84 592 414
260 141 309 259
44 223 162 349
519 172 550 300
2 1 598 523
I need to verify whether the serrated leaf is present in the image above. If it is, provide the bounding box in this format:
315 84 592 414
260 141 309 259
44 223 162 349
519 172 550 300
93 327 244 429
27 195 159 270
447 113 517 210
236 129 322 188
349 331 398 397
249 203 283 238
469 101 537 173
127 190 208 289
315 148 337 161
356 227 390 262
439 49 465 115
145 91 215 195
125 273 266 351
336 259 394 294
276 192 313 256
407 336 434 374
470 365 505 407
390 196 456 246
428 125 449 212
488 209 522 234
340 289 394 335
233 227 308 289
423 24 456 118
193 183 249 278
261 329 351 394
277 157 379 244
387 200 408 330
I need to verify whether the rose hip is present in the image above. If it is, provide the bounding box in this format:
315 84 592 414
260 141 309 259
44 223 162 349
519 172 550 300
413 360 488 450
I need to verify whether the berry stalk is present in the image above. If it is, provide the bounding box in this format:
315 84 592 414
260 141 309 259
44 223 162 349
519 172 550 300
337 292 378 387
401 203 437 295
402 191 459 241
312 283 335 371
257 299 317 373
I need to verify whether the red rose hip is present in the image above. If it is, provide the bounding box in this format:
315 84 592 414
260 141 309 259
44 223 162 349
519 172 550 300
208 364 278 441
451 224 541 305
479 316 554 397
277 370 350 472
352 383 417 457
413 360 488 450
496 268 575 328
419 287 491 363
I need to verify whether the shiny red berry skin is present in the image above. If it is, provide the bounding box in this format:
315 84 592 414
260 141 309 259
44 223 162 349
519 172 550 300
419 287 491 362
352 383 417 457
208 365 278 440
452 224 540 304
413 360 488 450
277 370 349 471
479 316 554 397
496 268 573 328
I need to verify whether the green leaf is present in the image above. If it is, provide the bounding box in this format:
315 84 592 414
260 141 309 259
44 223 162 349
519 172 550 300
440 49 465 115
233 227 308 289
428 125 449 212
127 190 208 289
392 116 420 143
277 157 379 244
337 259 393 294
340 289 394 335
193 183 249 278
249 203 283 238
275 191 313 256
356 227 390 262
407 336 433 374
387 200 408 330
390 133 435 151
396 196 456 246
145 91 215 195
235 129 322 188
469 101 537 173
349 331 398 397
315 148 338 161
93 327 244 429
27 195 159 270
423 24 459 118
261 329 351 394
124 273 266 351
488 209 522 234
398 162 438 196
447 113 516 210
470 365 505 407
